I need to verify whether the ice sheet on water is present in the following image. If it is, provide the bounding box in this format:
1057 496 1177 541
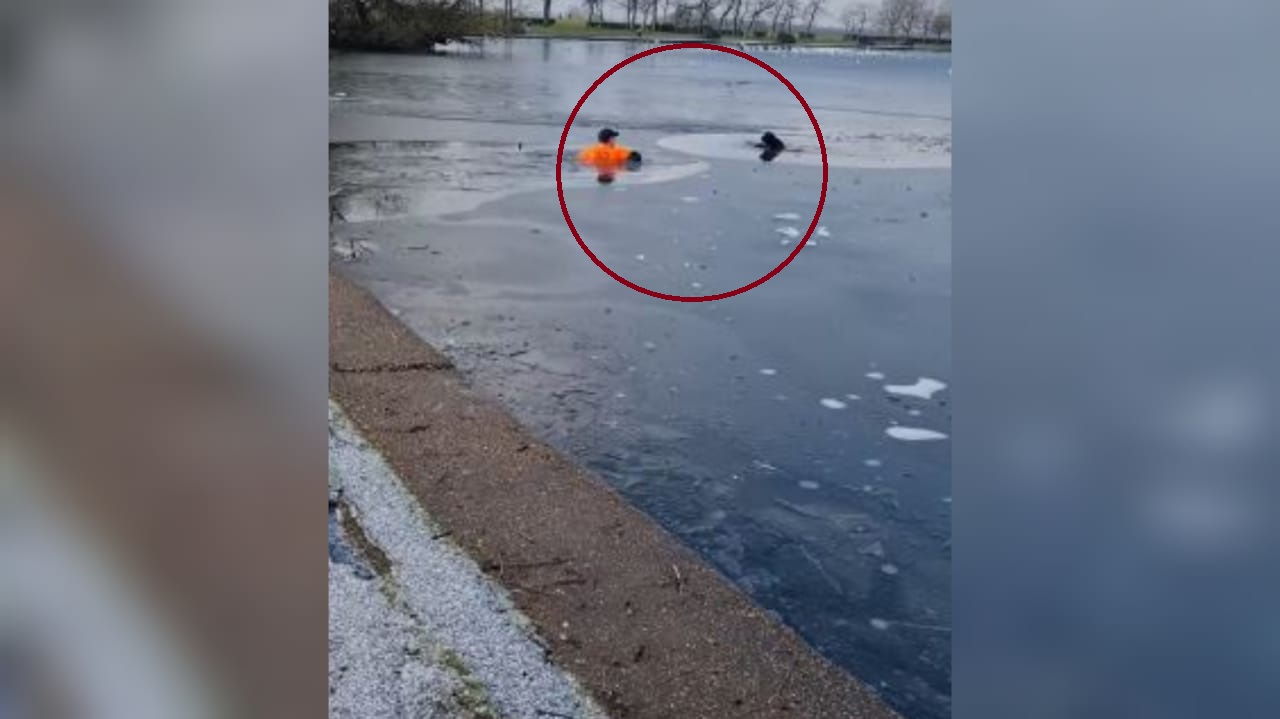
884 377 948 399
885 426 949 441
820 398 848 410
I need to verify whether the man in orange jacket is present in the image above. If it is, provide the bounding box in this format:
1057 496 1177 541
577 128 642 184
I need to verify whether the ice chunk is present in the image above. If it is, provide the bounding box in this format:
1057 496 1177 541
865 371 886 380
773 212 802 221
759 368 778 376
884 377 948 399
775 226 800 239
798 480 821 490
886 426 949 441
819 398 847 410
859 541 885 558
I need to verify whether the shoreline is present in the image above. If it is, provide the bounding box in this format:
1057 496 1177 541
330 34 950 55
329 269 901 718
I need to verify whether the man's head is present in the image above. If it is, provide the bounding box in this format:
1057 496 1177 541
596 172 615 184
598 128 620 145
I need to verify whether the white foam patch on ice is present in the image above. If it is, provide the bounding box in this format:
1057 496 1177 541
820 398 848 410
886 426 949 441
884 377 948 399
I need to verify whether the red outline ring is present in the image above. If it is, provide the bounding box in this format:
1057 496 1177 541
556 42 828 302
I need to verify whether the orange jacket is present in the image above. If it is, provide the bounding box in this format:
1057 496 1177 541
577 142 633 169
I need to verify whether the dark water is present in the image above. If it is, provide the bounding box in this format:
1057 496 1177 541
331 39 951 719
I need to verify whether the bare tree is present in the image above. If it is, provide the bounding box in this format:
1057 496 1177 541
728 0 751 34
543 0 553 23
779 0 799 33
916 1 934 38
902 0 926 37
930 2 950 38
841 3 872 36
770 0 798 35
717 0 741 32
745 0 777 34
693 0 722 31
800 0 824 34
877 0 924 37
613 0 642 27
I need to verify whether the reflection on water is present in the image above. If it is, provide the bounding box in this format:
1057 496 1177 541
331 38 951 719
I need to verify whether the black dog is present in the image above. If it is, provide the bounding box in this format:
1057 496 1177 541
754 132 786 162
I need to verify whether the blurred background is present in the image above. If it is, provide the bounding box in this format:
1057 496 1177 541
1 0 327 717
956 1 1280 717
3 0 1279 717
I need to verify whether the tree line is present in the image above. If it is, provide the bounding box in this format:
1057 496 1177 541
329 0 951 51
557 0 948 40
330 0 519 50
